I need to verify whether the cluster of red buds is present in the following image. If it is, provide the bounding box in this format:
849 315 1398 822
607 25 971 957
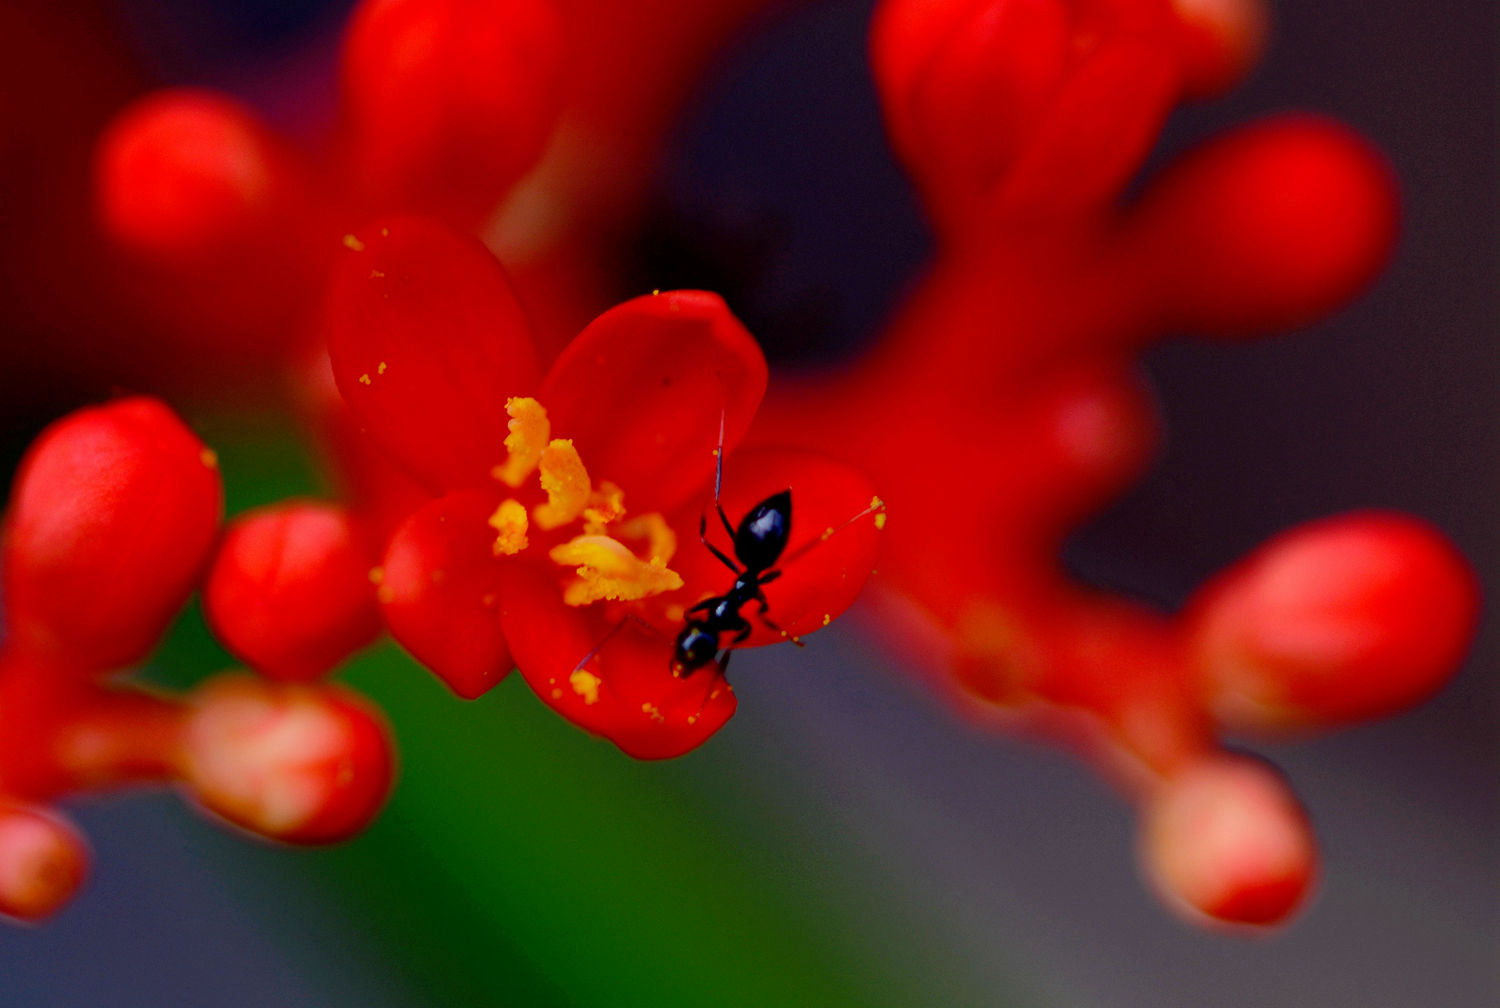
754 0 1479 926
2 0 1476 935
0 398 392 922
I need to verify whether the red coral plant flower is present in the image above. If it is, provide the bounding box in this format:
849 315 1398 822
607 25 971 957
325 217 883 758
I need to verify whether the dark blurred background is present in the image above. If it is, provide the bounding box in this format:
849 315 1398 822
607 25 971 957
0 1 1494 1005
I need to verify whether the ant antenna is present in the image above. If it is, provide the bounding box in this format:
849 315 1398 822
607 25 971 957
776 496 886 568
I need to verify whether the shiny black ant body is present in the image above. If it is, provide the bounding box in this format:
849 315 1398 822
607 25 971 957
671 482 799 678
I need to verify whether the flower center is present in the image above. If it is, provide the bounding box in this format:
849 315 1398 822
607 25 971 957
487 397 683 606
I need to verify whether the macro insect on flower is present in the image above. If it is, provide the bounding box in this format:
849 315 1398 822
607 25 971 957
325 216 884 759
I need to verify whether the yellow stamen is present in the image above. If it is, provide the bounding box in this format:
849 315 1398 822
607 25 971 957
492 397 551 487
616 512 678 566
534 439 592 530
549 535 683 606
569 668 601 705
487 499 530 555
582 481 626 533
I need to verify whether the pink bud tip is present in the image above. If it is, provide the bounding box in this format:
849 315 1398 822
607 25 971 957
3 397 224 672
205 501 382 680
1139 754 1317 927
0 803 89 923
181 677 394 844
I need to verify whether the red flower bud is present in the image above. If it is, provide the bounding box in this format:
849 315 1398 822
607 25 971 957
1129 115 1399 337
180 676 394 844
1187 512 1478 730
205 502 382 681
1170 0 1268 98
1139 753 1317 927
339 0 565 223
0 802 89 923
3 397 223 671
95 90 308 264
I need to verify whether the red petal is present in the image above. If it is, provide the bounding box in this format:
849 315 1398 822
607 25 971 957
670 447 882 649
205 501 381 681
3 397 223 671
381 491 513 699
540 290 767 515
324 216 541 493
497 560 736 759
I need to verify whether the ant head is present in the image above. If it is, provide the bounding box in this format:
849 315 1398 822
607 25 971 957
672 624 718 677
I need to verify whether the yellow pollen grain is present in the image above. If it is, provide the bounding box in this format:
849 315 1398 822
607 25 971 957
549 535 684 606
875 512 888 530
488 498 530 555
199 448 218 469
380 227 389 237
533 439 592 530
570 668 601 705
359 373 372 385
551 688 562 700
492 396 550 487
376 585 395 604
641 702 664 723
822 527 834 540
342 234 365 252
822 613 831 627
368 567 385 585
377 361 387 374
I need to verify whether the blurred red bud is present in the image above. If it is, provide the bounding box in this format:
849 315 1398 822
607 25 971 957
205 502 382 681
1171 0 1268 98
3 397 223 671
1131 115 1399 337
1188 512 1478 730
340 0 565 223
0 802 89 923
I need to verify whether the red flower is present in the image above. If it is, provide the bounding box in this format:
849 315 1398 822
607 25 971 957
0 398 393 922
325 217 883 758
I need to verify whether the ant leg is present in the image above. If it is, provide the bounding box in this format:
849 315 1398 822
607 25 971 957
753 593 804 648
698 514 740 574
573 613 664 672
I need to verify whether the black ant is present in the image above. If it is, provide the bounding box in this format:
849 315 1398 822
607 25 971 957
672 409 800 678
572 410 881 688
